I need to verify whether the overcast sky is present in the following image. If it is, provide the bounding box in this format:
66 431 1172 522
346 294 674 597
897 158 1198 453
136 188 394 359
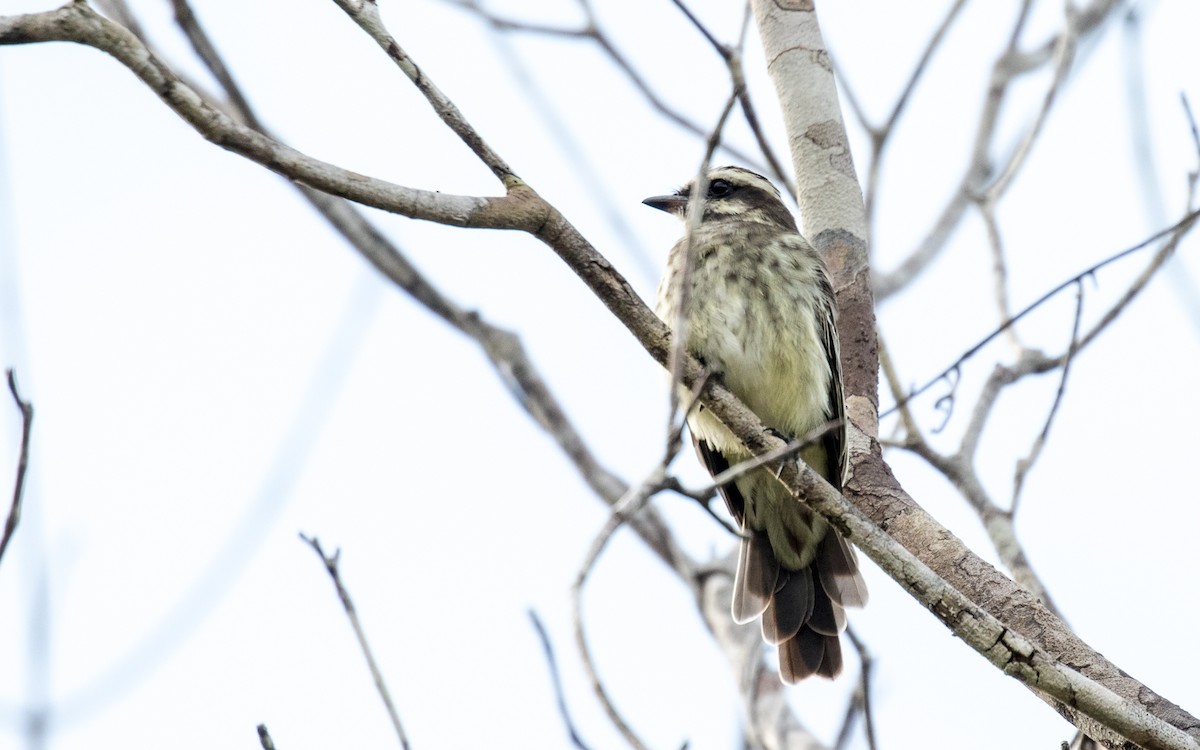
2 1 1199 749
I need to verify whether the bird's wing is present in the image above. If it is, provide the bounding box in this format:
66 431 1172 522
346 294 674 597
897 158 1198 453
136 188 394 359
695 435 781 622
693 436 742 524
814 271 848 487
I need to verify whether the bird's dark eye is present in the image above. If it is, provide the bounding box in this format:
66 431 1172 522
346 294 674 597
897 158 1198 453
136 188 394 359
708 179 733 198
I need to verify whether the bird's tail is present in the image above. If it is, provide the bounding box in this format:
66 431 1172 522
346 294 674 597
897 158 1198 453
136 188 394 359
734 528 867 681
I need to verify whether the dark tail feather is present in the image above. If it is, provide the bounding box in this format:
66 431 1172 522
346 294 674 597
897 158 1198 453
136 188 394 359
817 532 868 608
762 568 814 644
806 584 847 637
773 531 865 681
732 529 779 624
735 527 865 682
779 628 842 682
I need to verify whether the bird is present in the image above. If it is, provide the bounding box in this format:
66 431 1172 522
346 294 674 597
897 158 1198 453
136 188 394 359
645 166 867 682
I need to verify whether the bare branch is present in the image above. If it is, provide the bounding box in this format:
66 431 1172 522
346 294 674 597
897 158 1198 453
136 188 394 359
300 535 411 750
1007 0 1120 74
571 472 667 750
666 0 795 196
256 724 277 750
873 191 970 299
978 4 1078 202
882 332 1058 607
752 2 1197 742
833 626 877 750
668 0 723 52
471 24 661 283
692 418 843 499
1076 213 1197 351
330 0 513 182
979 203 1019 349
1 369 33 566
883 208 1200 419
167 0 263 130
1011 283 1084 514
529 610 593 750
667 90 741 431
443 0 770 172
874 0 1123 300
779 438 1197 750
0 5 524 227
848 0 969 225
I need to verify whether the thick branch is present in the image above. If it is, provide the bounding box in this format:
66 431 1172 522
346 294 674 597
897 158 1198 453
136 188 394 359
750 1 1196 748
0 4 533 228
749 0 877 440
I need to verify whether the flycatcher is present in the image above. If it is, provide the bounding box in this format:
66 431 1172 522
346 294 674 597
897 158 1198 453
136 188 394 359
646 166 867 681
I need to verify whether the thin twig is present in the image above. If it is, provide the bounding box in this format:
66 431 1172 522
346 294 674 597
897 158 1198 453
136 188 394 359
979 3 1078 201
660 476 741 537
979 203 1019 349
300 535 411 750
256 724 277 750
668 0 723 52
692 418 843 498
169 0 263 130
528 610 594 750
850 0 969 224
1183 94 1200 188
668 0 794 198
1 369 33 566
877 333 924 446
665 369 711 464
570 473 667 750
441 0 588 37
834 626 877 750
656 84 746 556
443 0 769 172
331 0 513 182
883 207 1200 418
475 24 660 285
1076 211 1197 352
850 627 878 750
1011 281 1084 514
880 0 970 139
666 88 742 432
874 0 1122 299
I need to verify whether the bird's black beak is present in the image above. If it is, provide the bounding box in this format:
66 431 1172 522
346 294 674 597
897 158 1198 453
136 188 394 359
642 194 688 215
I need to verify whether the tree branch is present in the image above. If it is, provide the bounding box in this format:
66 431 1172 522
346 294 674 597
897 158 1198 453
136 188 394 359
300 535 411 750
1 369 33 566
330 0 514 183
442 0 772 174
751 2 1197 747
0 5 528 227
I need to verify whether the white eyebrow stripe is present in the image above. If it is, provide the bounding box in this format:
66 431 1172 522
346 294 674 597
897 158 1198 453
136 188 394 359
706 166 783 200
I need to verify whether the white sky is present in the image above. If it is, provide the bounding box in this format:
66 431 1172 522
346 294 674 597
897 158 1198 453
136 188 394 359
1 1 1199 749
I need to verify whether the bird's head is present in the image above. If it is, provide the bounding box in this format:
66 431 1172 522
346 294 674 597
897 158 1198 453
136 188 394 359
642 166 797 230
